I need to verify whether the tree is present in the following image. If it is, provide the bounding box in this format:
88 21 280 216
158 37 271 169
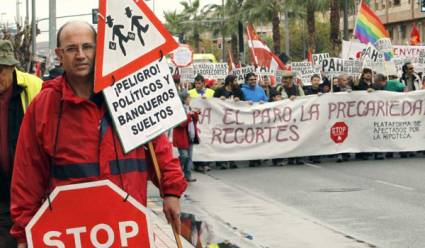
1 23 33 71
164 10 187 43
204 0 243 62
330 0 340 56
179 0 206 52
241 0 284 54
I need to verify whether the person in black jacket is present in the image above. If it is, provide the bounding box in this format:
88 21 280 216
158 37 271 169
213 74 244 101
303 74 323 164
213 75 242 169
259 75 278 102
353 68 374 91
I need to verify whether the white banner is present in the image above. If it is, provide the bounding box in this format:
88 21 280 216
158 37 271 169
191 91 425 161
342 40 425 63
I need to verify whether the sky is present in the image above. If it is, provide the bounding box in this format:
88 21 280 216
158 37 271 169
0 0 221 41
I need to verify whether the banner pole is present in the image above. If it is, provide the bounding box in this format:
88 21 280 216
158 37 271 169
148 142 183 248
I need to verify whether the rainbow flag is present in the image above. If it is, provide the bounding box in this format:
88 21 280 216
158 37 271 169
354 1 389 45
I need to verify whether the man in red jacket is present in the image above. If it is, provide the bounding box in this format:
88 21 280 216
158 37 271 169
10 21 187 247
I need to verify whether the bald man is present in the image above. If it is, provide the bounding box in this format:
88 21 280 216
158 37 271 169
10 21 187 247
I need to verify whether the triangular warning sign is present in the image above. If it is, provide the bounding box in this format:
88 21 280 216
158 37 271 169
94 0 178 93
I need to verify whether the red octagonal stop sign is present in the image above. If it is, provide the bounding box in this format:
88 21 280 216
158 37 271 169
26 180 153 248
330 122 349 144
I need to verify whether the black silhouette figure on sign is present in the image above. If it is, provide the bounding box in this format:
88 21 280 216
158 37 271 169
125 6 149 46
106 15 129 56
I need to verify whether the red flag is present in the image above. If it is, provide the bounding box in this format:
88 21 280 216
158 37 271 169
307 49 313 63
246 24 286 71
410 24 420 46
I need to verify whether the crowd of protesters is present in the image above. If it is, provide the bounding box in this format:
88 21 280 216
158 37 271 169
171 61 425 178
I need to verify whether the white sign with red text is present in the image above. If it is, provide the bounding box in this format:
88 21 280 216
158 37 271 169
26 180 154 248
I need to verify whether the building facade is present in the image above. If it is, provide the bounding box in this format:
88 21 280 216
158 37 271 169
347 0 425 45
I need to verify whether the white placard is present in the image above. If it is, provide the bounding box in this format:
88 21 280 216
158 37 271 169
312 53 330 66
191 92 425 161
321 58 344 76
232 66 256 84
192 63 228 80
291 62 321 85
172 45 193 67
103 59 186 153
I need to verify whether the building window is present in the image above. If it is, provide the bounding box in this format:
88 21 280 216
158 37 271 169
388 27 394 40
400 24 406 40
394 0 400 5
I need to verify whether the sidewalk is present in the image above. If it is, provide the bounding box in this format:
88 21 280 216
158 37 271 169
149 172 376 248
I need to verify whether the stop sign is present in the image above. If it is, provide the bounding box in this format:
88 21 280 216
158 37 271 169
330 122 349 144
26 180 153 248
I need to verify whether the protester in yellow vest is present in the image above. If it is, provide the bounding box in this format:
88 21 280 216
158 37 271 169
188 74 215 99
0 40 42 247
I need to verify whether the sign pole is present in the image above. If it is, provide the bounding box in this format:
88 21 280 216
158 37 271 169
147 142 183 248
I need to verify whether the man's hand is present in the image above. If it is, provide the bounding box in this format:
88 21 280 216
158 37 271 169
289 95 296 101
234 97 240 102
163 196 181 234
17 243 27 248
220 96 226 100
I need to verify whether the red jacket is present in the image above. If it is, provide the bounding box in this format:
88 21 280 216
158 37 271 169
172 111 199 149
10 76 187 242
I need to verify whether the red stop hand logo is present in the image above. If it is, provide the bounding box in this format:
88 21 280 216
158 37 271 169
330 122 348 144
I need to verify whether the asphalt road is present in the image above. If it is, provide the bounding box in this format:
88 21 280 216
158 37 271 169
179 155 425 248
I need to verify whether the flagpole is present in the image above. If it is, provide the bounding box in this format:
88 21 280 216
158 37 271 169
148 142 183 248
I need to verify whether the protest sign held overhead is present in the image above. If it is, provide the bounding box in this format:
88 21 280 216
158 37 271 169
321 58 344 77
374 38 394 61
361 43 384 62
94 0 178 92
343 60 363 76
290 62 321 85
171 44 193 67
193 63 228 80
26 180 154 248
103 59 186 153
179 66 195 84
232 66 255 84
312 53 330 66
256 66 275 76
